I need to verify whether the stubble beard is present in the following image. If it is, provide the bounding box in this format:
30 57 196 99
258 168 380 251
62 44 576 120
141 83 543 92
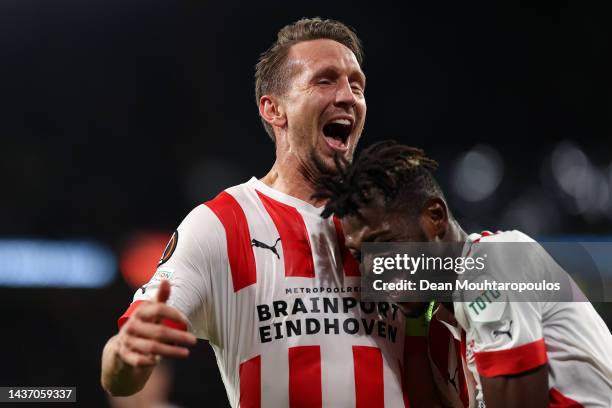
293 125 358 187
303 144 353 185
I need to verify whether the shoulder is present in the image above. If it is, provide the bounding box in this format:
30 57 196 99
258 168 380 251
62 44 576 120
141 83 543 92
469 229 535 244
465 230 535 258
176 181 254 246
181 179 255 228
202 179 259 216
466 230 542 270
179 204 223 234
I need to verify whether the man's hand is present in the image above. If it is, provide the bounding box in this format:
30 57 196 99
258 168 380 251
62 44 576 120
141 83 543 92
116 280 197 367
101 280 197 396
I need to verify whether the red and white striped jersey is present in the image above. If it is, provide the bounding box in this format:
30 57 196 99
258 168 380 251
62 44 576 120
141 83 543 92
452 230 612 407
119 178 409 408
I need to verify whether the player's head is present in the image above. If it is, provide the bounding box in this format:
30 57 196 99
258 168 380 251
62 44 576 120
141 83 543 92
315 140 454 255
255 18 366 174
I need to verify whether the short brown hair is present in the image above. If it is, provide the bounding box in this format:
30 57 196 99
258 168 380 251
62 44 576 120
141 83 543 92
255 17 364 141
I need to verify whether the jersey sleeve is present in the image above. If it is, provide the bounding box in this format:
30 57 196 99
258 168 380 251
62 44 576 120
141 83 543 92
466 300 547 378
460 236 548 378
117 204 226 340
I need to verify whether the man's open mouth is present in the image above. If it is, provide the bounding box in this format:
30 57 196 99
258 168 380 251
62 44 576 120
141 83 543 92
322 118 353 150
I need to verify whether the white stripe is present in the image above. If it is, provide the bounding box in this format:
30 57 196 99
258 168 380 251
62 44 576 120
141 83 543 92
382 350 403 407
321 342 355 407
260 348 290 407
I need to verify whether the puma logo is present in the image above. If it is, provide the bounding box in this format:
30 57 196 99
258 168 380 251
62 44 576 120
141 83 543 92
251 238 281 259
493 320 513 340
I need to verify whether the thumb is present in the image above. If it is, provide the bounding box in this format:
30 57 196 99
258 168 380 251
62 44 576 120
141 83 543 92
156 279 171 304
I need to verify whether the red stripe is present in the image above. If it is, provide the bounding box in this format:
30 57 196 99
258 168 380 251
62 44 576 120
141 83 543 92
549 388 584 408
205 191 257 292
256 191 314 278
353 346 384 408
289 346 322 408
456 333 469 407
117 300 188 331
475 338 547 377
460 330 471 407
333 217 360 276
239 355 261 408
473 230 498 243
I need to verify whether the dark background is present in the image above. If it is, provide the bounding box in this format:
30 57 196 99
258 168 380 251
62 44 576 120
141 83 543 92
1 1 611 407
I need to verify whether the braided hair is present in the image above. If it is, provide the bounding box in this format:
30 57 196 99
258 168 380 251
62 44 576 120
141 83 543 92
315 140 443 218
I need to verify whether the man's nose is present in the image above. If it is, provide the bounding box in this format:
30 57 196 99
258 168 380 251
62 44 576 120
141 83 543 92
334 77 357 108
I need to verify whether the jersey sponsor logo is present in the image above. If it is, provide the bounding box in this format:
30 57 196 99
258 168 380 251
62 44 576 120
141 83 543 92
465 288 507 322
158 230 178 266
492 320 513 340
251 237 281 259
255 294 402 344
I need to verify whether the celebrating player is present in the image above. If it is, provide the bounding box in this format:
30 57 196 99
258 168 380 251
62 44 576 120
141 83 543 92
315 140 612 407
101 18 436 407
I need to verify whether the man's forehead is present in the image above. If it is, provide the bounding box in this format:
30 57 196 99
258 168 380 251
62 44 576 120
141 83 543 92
345 203 386 232
287 39 362 73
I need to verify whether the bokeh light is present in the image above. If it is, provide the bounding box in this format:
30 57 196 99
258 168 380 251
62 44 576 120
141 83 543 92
119 232 171 289
550 141 610 218
451 144 504 202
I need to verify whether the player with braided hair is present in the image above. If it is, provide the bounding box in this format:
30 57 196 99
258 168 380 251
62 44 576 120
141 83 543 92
317 140 441 220
315 140 612 407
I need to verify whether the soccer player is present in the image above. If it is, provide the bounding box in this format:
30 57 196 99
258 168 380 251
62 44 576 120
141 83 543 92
101 19 433 407
315 141 612 407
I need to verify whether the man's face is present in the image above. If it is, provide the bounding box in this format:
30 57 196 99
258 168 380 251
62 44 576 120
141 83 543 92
342 199 431 317
342 200 426 263
278 39 366 172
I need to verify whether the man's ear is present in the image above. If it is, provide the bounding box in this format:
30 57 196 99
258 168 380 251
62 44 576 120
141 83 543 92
419 198 449 241
259 95 287 129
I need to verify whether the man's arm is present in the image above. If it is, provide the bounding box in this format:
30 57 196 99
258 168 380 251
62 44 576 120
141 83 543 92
100 280 197 396
404 349 443 407
481 364 548 408
402 302 443 408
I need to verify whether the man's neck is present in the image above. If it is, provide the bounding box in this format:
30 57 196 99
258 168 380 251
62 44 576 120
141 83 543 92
445 219 468 244
439 219 469 260
260 160 325 206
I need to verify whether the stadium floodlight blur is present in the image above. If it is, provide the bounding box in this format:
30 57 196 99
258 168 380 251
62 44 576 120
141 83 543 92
550 141 610 219
119 232 172 289
451 144 504 202
0 239 116 288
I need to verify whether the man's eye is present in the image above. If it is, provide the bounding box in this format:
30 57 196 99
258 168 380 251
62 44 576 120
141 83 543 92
318 79 333 85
